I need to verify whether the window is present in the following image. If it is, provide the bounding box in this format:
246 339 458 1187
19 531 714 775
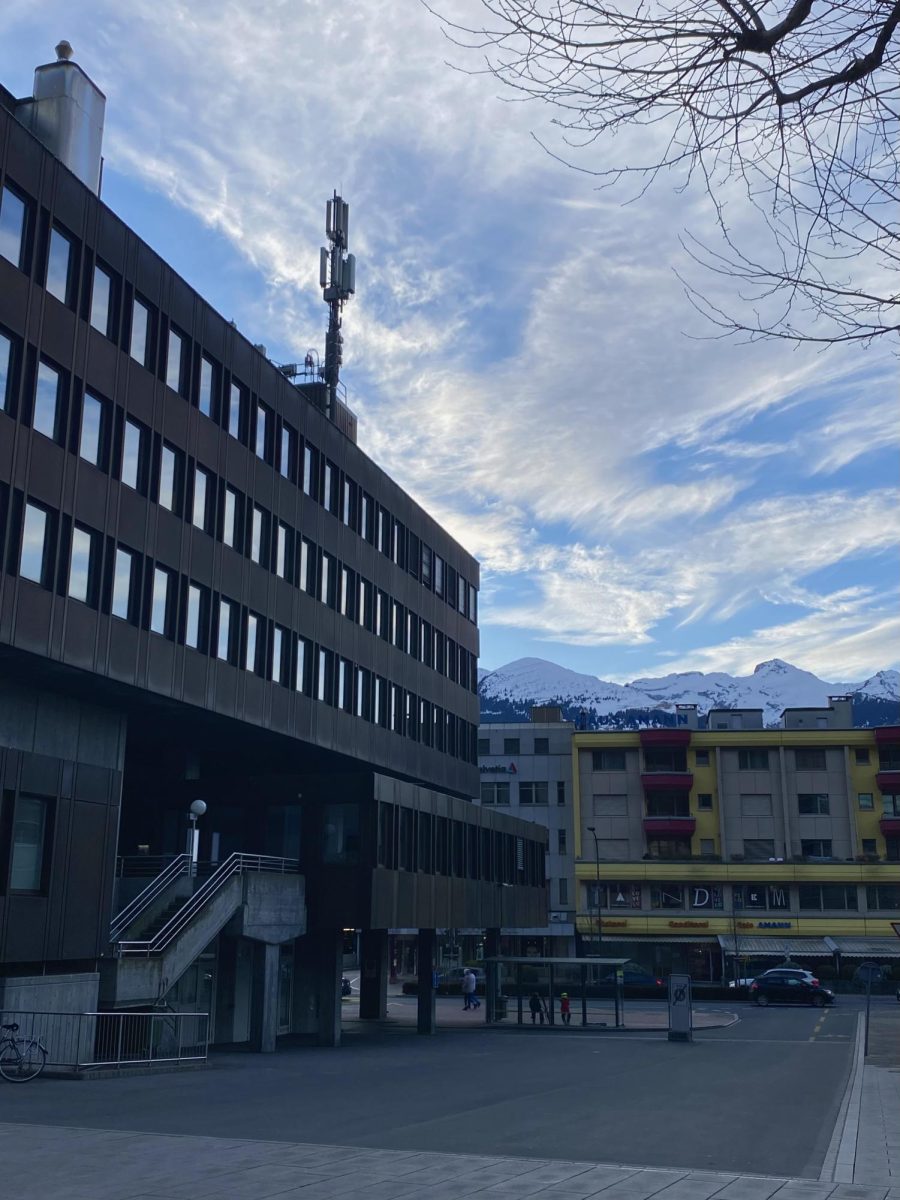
20 503 49 584
738 749 769 770
276 522 289 578
223 486 239 549
557 829 567 854
795 748 827 770
557 781 566 805
192 467 210 531
68 526 94 603
360 492 373 541
90 263 112 335
882 795 900 817
217 599 233 661
868 884 900 910
861 838 877 855
166 328 184 393
857 792 874 810
272 626 286 685
198 356 215 417
534 737 549 755
317 648 333 703
111 547 134 620
158 444 179 512
9 795 50 892
150 567 170 635
740 793 772 816
342 477 355 525
245 613 259 672
279 424 295 478
592 749 626 771
185 584 203 649
121 419 144 490
651 884 684 910
801 839 833 859
700 838 716 855
320 552 334 606
734 884 789 910
296 638 309 694
79 392 103 466
480 782 510 805
647 791 690 818
339 566 351 617
33 361 60 439
323 461 337 513
0 330 13 412
255 403 268 459
878 746 900 770
45 226 73 304
799 884 857 911
742 838 776 860
855 748 870 765
644 747 687 772
694 749 710 766
504 737 520 755
0 185 27 268
558 878 569 906
698 793 713 810
130 297 150 367
251 505 264 564
477 738 490 755
228 382 243 439
301 539 315 593
519 782 548 805
798 793 829 815
303 444 318 497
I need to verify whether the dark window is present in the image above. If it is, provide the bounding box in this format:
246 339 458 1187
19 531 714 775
738 749 769 770
867 885 900 910
322 803 360 865
519 782 548 805
742 838 775 860
650 884 684 909
694 749 710 766
861 838 877 855
534 737 549 755
477 737 490 756
0 327 16 413
646 791 690 818
9 794 52 892
854 748 870 765
698 793 713 810
644 748 687 772
503 737 520 755
480 782 510 805
801 839 833 859
647 837 692 859
878 746 900 770
557 829 567 854
557 781 565 805
795 748 827 770
798 793 830 815
593 749 626 771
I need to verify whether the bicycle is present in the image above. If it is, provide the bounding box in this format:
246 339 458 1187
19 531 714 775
0 1022 47 1082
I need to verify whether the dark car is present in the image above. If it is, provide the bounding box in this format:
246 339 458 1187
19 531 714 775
750 972 834 1007
603 966 664 989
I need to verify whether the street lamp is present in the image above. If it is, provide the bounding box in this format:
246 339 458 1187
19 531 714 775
586 825 602 954
187 799 207 876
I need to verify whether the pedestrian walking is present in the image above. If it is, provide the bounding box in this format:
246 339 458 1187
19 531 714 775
560 992 571 1025
462 968 480 1010
529 992 544 1024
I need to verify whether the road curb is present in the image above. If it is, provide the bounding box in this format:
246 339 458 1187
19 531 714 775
819 1010 864 1182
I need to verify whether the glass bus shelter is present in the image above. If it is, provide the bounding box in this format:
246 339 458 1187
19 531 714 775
483 957 630 1028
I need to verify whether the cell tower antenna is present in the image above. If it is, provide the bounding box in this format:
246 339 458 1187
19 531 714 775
319 192 356 409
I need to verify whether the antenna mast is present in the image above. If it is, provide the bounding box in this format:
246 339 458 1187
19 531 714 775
319 192 356 409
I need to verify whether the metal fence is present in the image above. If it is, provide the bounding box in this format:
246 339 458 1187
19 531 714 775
0 1010 210 1074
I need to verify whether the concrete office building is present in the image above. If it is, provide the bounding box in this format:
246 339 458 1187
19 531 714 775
574 700 900 980
0 46 546 1049
476 708 576 956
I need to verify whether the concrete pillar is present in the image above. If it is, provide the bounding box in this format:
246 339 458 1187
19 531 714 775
292 930 343 1047
249 941 279 1053
359 929 388 1020
416 928 436 1035
484 926 501 1023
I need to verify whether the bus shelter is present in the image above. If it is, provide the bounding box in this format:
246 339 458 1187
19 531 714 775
483 957 630 1029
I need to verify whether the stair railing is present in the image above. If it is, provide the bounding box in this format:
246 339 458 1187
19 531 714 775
109 854 192 943
115 853 299 957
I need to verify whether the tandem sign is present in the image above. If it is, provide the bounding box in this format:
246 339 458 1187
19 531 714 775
479 763 518 774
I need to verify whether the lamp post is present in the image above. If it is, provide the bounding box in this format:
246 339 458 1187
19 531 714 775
187 799 207 877
586 825 602 954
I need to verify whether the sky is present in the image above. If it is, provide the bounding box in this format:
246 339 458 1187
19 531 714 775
2 2 897 685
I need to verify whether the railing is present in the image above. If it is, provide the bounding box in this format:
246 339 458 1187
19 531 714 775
110 854 191 943
0 1009 209 1073
116 853 299 956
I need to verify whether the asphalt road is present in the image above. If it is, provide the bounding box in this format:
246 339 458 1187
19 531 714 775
2 997 889 1179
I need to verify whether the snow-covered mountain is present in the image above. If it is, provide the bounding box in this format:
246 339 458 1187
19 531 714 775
478 657 900 729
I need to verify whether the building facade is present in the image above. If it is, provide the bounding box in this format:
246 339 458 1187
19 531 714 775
0 50 546 1046
476 708 576 956
574 704 900 981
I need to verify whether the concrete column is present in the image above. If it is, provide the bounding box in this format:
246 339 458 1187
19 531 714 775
484 926 501 1023
359 929 389 1020
292 930 343 1047
249 941 279 1053
416 928 436 1035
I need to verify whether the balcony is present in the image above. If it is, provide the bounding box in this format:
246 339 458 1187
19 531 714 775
875 772 900 791
874 727 900 744
642 817 697 836
879 817 900 836
641 773 693 790
639 729 691 747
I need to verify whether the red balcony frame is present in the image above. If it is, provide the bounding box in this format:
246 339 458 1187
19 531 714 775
642 817 697 836
879 817 900 837
875 772 900 792
639 729 691 747
875 727 900 745
641 773 694 790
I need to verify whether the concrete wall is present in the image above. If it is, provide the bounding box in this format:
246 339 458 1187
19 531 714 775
0 971 99 1013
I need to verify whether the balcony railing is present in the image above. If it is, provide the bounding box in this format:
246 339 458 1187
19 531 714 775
642 817 696 835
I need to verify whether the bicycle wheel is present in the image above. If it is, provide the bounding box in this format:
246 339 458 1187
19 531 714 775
0 1039 46 1081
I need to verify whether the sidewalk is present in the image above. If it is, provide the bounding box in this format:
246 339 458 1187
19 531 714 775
2 1119 899 1200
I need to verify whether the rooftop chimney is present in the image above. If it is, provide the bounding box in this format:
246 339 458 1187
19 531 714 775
15 42 106 194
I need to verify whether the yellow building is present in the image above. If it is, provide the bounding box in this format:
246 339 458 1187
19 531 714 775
573 704 900 981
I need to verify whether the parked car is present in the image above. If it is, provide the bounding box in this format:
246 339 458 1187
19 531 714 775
750 974 834 1007
728 977 758 989
758 967 819 985
602 966 664 989
852 962 888 988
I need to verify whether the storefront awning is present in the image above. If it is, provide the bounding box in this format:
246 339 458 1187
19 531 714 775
717 935 833 957
599 933 718 946
825 937 900 959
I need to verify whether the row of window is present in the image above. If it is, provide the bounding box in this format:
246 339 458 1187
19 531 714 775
585 881 900 912
0 181 478 620
591 791 897 819
376 802 545 886
9 496 479 763
0 336 478 694
478 736 556 756
591 746 897 772
479 781 566 806
589 834 893 861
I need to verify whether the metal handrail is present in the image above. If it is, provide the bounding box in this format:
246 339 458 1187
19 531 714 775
109 854 191 942
116 853 299 956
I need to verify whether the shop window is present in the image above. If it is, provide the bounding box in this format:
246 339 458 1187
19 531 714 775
867 884 900 910
690 884 722 908
9 795 52 892
734 884 788 910
0 185 28 269
651 884 684 909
